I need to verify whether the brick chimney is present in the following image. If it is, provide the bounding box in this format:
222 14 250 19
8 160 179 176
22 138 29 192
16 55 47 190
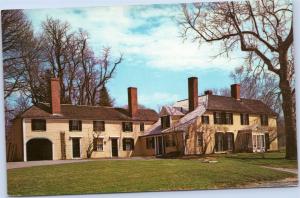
188 77 198 112
128 87 138 117
231 84 240 100
204 90 213 95
50 78 61 114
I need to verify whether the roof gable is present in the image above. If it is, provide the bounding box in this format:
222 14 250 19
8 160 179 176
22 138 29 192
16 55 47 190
20 103 159 122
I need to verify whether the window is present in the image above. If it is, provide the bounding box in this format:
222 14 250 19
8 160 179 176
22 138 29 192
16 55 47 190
146 137 155 149
69 120 82 131
197 132 203 147
123 138 134 151
140 122 145 132
240 114 249 125
214 112 233 124
201 116 209 124
93 121 105 131
161 116 170 129
31 119 46 131
265 133 270 150
165 135 175 147
171 134 176 146
214 112 222 124
93 138 104 151
260 115 268 126
225 113 233 124
122 122 133 132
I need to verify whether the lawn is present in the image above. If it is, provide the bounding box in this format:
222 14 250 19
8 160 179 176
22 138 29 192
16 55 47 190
7 152 297 196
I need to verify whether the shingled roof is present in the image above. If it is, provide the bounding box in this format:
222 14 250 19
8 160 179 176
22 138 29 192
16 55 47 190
142 94 277 137
206 95 277 116
19 103 158 122
174 95 277 116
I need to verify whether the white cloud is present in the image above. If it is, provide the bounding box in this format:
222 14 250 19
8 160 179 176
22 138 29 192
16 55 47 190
140 92 179 106
26 4 245 71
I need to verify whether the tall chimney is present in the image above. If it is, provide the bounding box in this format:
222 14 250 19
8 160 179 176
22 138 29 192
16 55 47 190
204 90 213 95
50 78 61 114
231 84 240 100
128 87 138 117
188 77 198 112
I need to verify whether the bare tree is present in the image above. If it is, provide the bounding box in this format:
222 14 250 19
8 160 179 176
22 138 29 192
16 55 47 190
180 0 296 159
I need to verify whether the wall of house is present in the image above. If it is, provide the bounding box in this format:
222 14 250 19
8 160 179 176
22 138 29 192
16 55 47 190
185 111 278 155
23 118 153 160
139 133 184 156
7 118 23 161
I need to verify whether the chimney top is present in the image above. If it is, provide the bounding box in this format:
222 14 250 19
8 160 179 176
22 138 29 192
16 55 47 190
50 78 61 114
204 90 213 95
231 84 240 100
188 77 198 112
128 87 138 117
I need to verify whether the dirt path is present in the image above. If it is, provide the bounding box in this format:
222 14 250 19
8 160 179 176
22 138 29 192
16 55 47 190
240 166 298 188
260 166 298 174
241 177 298 188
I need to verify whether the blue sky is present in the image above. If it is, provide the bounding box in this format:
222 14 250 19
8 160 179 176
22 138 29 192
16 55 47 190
25 3 245 111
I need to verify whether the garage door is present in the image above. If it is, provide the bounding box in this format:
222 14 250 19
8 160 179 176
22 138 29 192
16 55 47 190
26 139 53 161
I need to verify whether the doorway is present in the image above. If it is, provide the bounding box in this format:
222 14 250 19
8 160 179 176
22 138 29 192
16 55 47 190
111 138 118 157
72 138 80 158
26 138 53 161
253 134 265 152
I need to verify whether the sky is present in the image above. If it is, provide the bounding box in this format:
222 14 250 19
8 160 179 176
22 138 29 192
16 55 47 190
25 3 245 111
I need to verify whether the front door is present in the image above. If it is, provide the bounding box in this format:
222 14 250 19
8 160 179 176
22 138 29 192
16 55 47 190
215 133 224 152
111 139 118 157
72 138 80 158
253 134 265 152
155 136 164 155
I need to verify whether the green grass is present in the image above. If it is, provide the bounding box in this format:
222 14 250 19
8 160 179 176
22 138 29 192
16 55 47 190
222 152 298 169
7 152 297 196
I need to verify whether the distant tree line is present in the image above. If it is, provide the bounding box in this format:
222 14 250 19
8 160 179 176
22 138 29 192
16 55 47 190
2 10 122 120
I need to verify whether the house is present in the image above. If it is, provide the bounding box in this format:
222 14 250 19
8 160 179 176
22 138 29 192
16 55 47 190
8 77 278 162
8 78 158 161
140 77 278 156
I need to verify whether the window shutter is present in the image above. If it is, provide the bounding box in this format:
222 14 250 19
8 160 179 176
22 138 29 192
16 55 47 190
213 112 217 124
130 123 133 132
223 133 228 151
221 112 226 124
166 116 170 127
93 138 97 151
69 120 72 131
123 139 126 150
103 121 105 131
265 133 270 150
246 114 249 125
230 113 233 124
79 121 82 131
266 115 269 126
122 122 125 132
240 114 243 125
131 139 135 150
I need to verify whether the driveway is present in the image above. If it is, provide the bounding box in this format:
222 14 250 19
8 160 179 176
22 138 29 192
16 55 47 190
7 157 157 169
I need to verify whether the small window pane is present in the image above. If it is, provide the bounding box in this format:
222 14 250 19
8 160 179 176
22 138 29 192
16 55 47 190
140 123 145 132
32 119 46 131
93 121 105 131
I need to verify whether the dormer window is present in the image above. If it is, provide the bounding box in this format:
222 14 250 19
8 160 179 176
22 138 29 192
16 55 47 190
161 116 170 129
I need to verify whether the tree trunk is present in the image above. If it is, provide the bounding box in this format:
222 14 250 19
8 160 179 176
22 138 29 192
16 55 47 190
279 80 297 159
278 51 297 159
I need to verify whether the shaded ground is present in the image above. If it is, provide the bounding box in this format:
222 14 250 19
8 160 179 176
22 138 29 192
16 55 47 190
7 157 156 169
7 152 297 196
